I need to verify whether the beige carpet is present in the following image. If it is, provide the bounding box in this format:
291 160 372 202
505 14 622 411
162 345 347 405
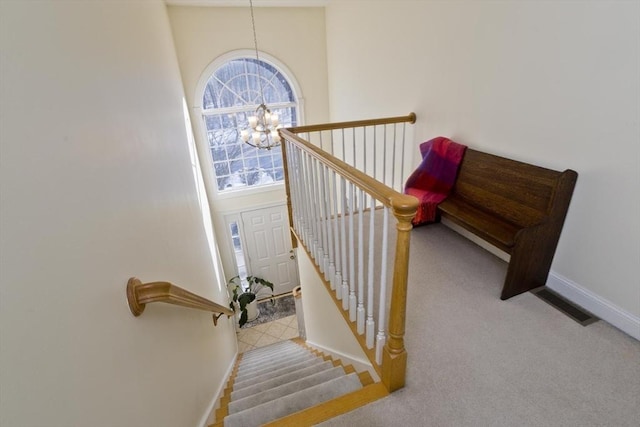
319 223 640 427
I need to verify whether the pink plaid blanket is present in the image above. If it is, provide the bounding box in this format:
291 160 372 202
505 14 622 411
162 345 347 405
404 137 467 225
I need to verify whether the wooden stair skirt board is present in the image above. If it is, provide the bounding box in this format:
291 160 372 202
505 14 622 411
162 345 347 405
212 339 387 427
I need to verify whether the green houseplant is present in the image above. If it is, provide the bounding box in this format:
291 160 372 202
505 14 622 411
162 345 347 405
228 275 275 327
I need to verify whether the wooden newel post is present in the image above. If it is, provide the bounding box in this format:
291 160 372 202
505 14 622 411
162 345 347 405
382 197 417 392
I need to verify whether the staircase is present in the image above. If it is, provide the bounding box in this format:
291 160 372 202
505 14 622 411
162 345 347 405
212 339 387 426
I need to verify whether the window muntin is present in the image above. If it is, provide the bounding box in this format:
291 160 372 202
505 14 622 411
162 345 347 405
202 58 297 192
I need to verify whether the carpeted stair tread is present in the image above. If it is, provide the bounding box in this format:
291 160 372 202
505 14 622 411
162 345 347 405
239 341 298 361
235 353 317 385
215 341 381 427
236 350 313 378
236 346 307 371
241 344 300 364
223 372 363 427
238 347 302 367
231 360 334 401
228 366 348 414
235 351 310 379
237 341 303 364
233 357 325 392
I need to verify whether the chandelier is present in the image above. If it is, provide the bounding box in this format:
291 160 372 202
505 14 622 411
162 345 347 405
240 0 282 150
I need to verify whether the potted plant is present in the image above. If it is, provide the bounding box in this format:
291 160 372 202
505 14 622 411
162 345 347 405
228 275 275 328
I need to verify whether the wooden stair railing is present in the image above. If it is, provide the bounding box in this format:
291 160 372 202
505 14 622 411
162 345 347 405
286 112 416 134
126 277 233 325
280 113 419 392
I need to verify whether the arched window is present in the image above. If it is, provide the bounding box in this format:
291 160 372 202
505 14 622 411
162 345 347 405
199 55 300 192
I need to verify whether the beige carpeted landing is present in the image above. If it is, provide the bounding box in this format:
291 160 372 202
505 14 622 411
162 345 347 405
319 223 640 427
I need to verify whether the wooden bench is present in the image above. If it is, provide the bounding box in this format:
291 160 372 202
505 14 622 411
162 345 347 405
436 148 578 300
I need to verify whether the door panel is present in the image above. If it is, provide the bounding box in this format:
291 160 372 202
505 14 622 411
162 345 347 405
241 204 298 297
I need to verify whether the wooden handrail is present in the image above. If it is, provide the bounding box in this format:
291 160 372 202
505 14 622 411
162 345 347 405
126 277 234 326
286 112 416 134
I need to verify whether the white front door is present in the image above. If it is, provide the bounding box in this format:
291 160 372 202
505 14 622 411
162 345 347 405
241 204 298 297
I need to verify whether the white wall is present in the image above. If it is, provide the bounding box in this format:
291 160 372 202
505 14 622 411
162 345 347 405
167 5 330 279
0 1 237 426
325 1 640 324
296 244 372 369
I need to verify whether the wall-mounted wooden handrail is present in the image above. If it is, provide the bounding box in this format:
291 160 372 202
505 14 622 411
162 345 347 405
126 278 234 326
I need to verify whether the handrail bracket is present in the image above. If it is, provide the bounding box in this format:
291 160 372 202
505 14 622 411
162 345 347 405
127 277 146 316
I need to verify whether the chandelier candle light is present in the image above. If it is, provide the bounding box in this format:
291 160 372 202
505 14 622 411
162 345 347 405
240 0 283 150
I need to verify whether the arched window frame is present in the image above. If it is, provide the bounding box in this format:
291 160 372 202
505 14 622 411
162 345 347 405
193 50 304 198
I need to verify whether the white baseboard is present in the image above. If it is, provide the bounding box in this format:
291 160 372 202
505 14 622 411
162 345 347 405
305 340 380 382
441 219 639 341
198 350 238 427
546 272 640 341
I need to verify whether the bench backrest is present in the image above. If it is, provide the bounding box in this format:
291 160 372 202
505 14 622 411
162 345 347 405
453 149 576 228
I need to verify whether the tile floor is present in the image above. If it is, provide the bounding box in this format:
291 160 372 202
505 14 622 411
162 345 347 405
236 314 299 353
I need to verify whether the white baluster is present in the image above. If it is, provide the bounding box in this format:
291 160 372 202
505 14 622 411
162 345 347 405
324 166 331 278
303 151 312 246
289 143 301 238
297 148 305 238
392 123 398 191
329 129 335 156
366 195 376 349
339 176 348 302
331 171 341 289
296 148 305 238
375 207 390 365
318 163 327 276
363 126 367 177
356 188 365 333
352 127 356 169
400 122 407 193
307 154 318 261
383 124 387 189
313 158 324 269
301 152 310 250
341 128 346 164
348 182 356 321
373 125 378 183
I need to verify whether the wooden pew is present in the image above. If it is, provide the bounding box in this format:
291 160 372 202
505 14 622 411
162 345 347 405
436 148 578 299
